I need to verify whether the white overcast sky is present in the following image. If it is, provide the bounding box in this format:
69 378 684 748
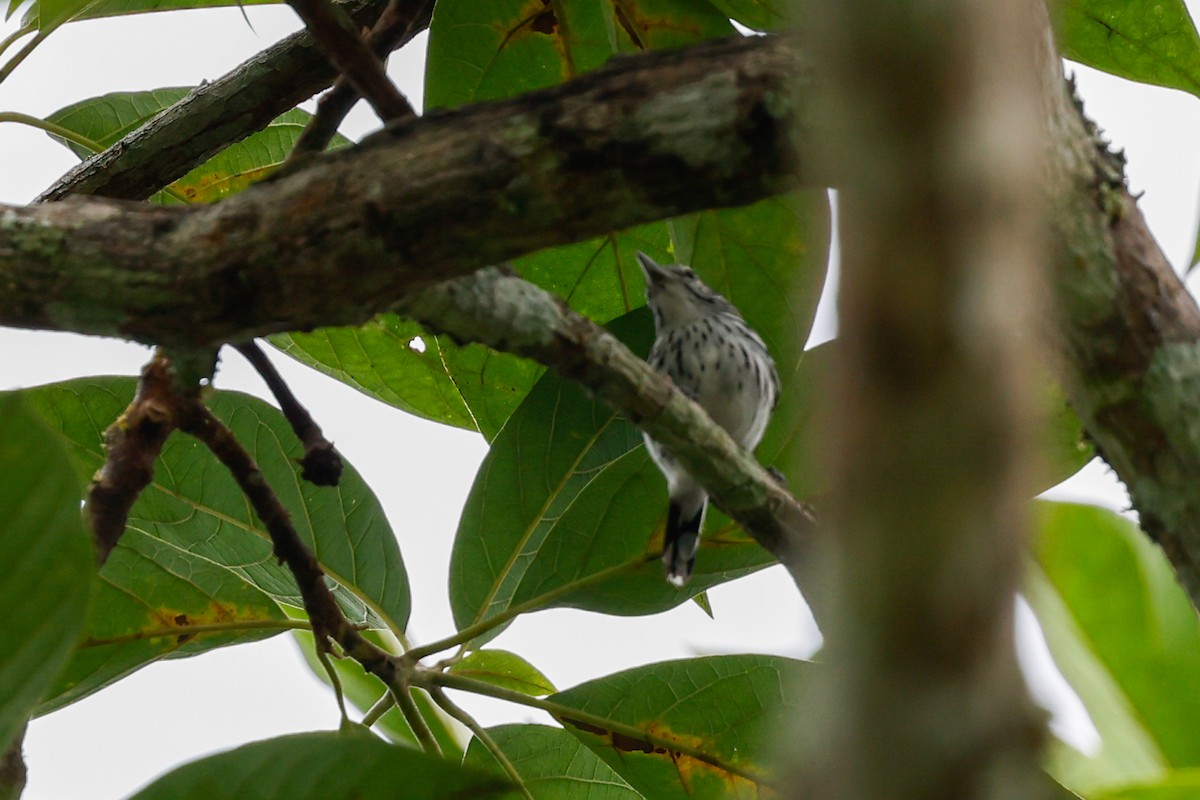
2 5 1198 799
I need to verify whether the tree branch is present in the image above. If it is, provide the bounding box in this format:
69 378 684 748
35 0 431 202
394 268 817 580
1041 59 1200 606
292 0 430 155
1 35 804 347
284 0 413 121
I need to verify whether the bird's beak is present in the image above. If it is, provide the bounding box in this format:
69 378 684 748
636 251 666 286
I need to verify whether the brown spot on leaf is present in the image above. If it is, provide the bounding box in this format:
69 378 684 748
560 717 607 737
558 715 771 795
612 732 657 754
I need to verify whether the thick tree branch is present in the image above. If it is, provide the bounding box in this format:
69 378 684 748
1 35 804 347
395 268 816 579
1040 51 1200 604
35 0 430 202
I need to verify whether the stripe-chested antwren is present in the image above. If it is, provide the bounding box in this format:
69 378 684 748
636 251 780 586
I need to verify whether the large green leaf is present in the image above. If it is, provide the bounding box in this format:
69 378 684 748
425 0 735 113
272 322 544 442
22 378 411 633
551 654 807 800
1052 0 1200 96
464 724 644 799
1029 501 1200 794
0 394 93 750
41 525 289 713
127 731 515 800
448 309 785 644
46 89 350 203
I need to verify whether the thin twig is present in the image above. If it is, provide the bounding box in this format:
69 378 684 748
232 341 342 486
316 646 351 724
393 686 442 756
362 692 395 727
285 0 411 121
292 0 429 155
430 688 534 800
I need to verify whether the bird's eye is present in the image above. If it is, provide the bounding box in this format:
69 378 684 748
681 268 696 279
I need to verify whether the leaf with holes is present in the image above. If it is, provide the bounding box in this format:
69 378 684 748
1051 0 1200 96
0 394 93 750
465 724 645 799
272 319 543 442
552 655 809 800
704 0 788 31
22 378 410 635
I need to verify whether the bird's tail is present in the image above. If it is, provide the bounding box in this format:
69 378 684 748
663 501 704 587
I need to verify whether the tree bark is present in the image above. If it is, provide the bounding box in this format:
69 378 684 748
789 0 1051 796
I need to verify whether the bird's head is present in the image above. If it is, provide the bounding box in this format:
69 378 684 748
636 251 731 328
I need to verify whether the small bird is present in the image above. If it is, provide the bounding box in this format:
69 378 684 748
636 251 780 586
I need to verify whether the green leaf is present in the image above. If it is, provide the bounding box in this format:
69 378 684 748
272 322 542 442
1093 769 1200 799
552 655 808 800
704 0 788 31
1029 501 1200 794
46 89 350 203
20 0 279 26
46 87 191 159
1052 0 1200 96
465 724 644 799
0 394 93 750
607 0 736 54
448 309 780 645
22 378 411 634
126 731 516 800
41 525 290 713
450 650 556 697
